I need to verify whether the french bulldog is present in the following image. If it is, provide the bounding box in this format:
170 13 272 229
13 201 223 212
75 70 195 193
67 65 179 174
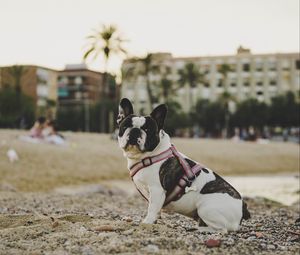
117 98 250 232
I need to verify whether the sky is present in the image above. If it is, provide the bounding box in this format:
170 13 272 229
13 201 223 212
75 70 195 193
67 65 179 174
0 0 299 74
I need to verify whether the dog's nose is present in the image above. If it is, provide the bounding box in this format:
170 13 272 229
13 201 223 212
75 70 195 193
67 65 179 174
128 128 141 145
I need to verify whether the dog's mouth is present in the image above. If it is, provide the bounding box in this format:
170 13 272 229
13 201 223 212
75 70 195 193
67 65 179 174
123 143 146 157
124 144 142 152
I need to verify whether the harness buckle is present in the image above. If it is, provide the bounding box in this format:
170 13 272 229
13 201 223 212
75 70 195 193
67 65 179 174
142 157 152 167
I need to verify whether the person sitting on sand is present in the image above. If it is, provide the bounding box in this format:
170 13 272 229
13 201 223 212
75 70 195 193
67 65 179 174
43 120 66 146
29 117 47 138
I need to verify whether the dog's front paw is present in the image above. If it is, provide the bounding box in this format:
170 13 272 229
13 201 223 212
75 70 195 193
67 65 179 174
142 217 156 224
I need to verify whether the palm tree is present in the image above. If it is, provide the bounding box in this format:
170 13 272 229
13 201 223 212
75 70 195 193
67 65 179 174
7 65 27 94
218 64 232 89
139 53 159 109
159 77 174 103
218 91 236 138
178 63 205 111
217 64 234 138
83 24 127 132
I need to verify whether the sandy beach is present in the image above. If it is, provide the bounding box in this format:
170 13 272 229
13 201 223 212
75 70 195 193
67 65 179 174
0 130 299 254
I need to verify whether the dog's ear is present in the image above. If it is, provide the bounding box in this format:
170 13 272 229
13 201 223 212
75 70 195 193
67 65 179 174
117 98 134 125
150 104 167 130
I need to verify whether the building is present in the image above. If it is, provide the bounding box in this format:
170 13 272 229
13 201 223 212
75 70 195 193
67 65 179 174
121 47 300 113
57 63 105 106
0 65 58 118
57 64 108 132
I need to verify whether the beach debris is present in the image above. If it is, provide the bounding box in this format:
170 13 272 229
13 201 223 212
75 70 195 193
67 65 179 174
205 239 221 248
7 148 19 163
93 225 116 232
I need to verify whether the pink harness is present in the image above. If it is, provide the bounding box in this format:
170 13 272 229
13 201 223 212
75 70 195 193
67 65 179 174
129 145 203 206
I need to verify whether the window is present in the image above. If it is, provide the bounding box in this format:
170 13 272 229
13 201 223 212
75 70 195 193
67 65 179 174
255 59 263 71
282 60 290 70
257 82 263 86
231 83 236 87
243 63 250 72
204 82 210 88
75 76 83 85
244 82 250 87
270 80 277 86
296 60 300 70
229 64 236 72
269 61 276 71
257 91 263 96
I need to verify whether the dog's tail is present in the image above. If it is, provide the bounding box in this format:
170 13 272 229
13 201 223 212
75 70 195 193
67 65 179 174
242 201 251 220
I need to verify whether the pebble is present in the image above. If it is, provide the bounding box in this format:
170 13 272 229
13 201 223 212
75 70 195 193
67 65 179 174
205 239 221 248
255 232 264 238
123 229 134 235
143 244 160 253
93 225 115 232
267 244 276 250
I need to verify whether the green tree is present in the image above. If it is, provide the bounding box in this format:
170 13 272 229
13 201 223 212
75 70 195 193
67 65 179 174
83 24 127 132
140 53 160 108
269 92 299 127
178 63 205 110
164 100 190 136
159 77 174 103
193 99 225 137
232 98 269 129
218 91 236 137
0 87 35 128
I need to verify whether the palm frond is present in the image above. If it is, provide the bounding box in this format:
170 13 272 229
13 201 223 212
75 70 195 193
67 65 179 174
83 47 95 60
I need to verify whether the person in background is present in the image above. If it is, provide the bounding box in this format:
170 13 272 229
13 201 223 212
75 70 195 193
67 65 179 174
43 120 66 145
29 117 47 138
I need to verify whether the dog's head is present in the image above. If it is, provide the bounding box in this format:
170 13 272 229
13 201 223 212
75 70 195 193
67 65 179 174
117 98 167 158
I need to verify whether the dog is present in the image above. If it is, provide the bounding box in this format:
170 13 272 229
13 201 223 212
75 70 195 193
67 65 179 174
117 98 250 232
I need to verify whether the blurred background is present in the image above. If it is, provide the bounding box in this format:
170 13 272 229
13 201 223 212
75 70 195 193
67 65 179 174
0 0 299 201
0 0 299 142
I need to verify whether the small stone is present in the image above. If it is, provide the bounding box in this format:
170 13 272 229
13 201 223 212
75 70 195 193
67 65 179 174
123 229 134 235
93 225 115 232
267 244 276 250
143 244 159 253
255 232 264 238
247 236 256 241
122 216 133 222
205 239 221 248
52 221 59 228
225 238 235 245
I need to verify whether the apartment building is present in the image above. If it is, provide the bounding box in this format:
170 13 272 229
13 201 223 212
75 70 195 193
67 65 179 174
57 63 105 108
121 47 300 113
0 65 58 117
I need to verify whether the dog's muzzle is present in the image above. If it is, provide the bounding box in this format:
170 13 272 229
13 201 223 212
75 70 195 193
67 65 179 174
128 128 141 146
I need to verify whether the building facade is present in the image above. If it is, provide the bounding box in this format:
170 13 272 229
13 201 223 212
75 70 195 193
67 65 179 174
121 47 300 113
0 65 58 118
57 63 104 107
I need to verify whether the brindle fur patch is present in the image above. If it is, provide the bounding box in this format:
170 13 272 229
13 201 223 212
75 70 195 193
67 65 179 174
159 157 183 196
200 173 242 199
159 157 198 196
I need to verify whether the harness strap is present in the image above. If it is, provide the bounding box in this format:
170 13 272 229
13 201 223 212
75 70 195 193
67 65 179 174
130 146 174 178
170 145 196 180
163 164 202 206
129 144 204 206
